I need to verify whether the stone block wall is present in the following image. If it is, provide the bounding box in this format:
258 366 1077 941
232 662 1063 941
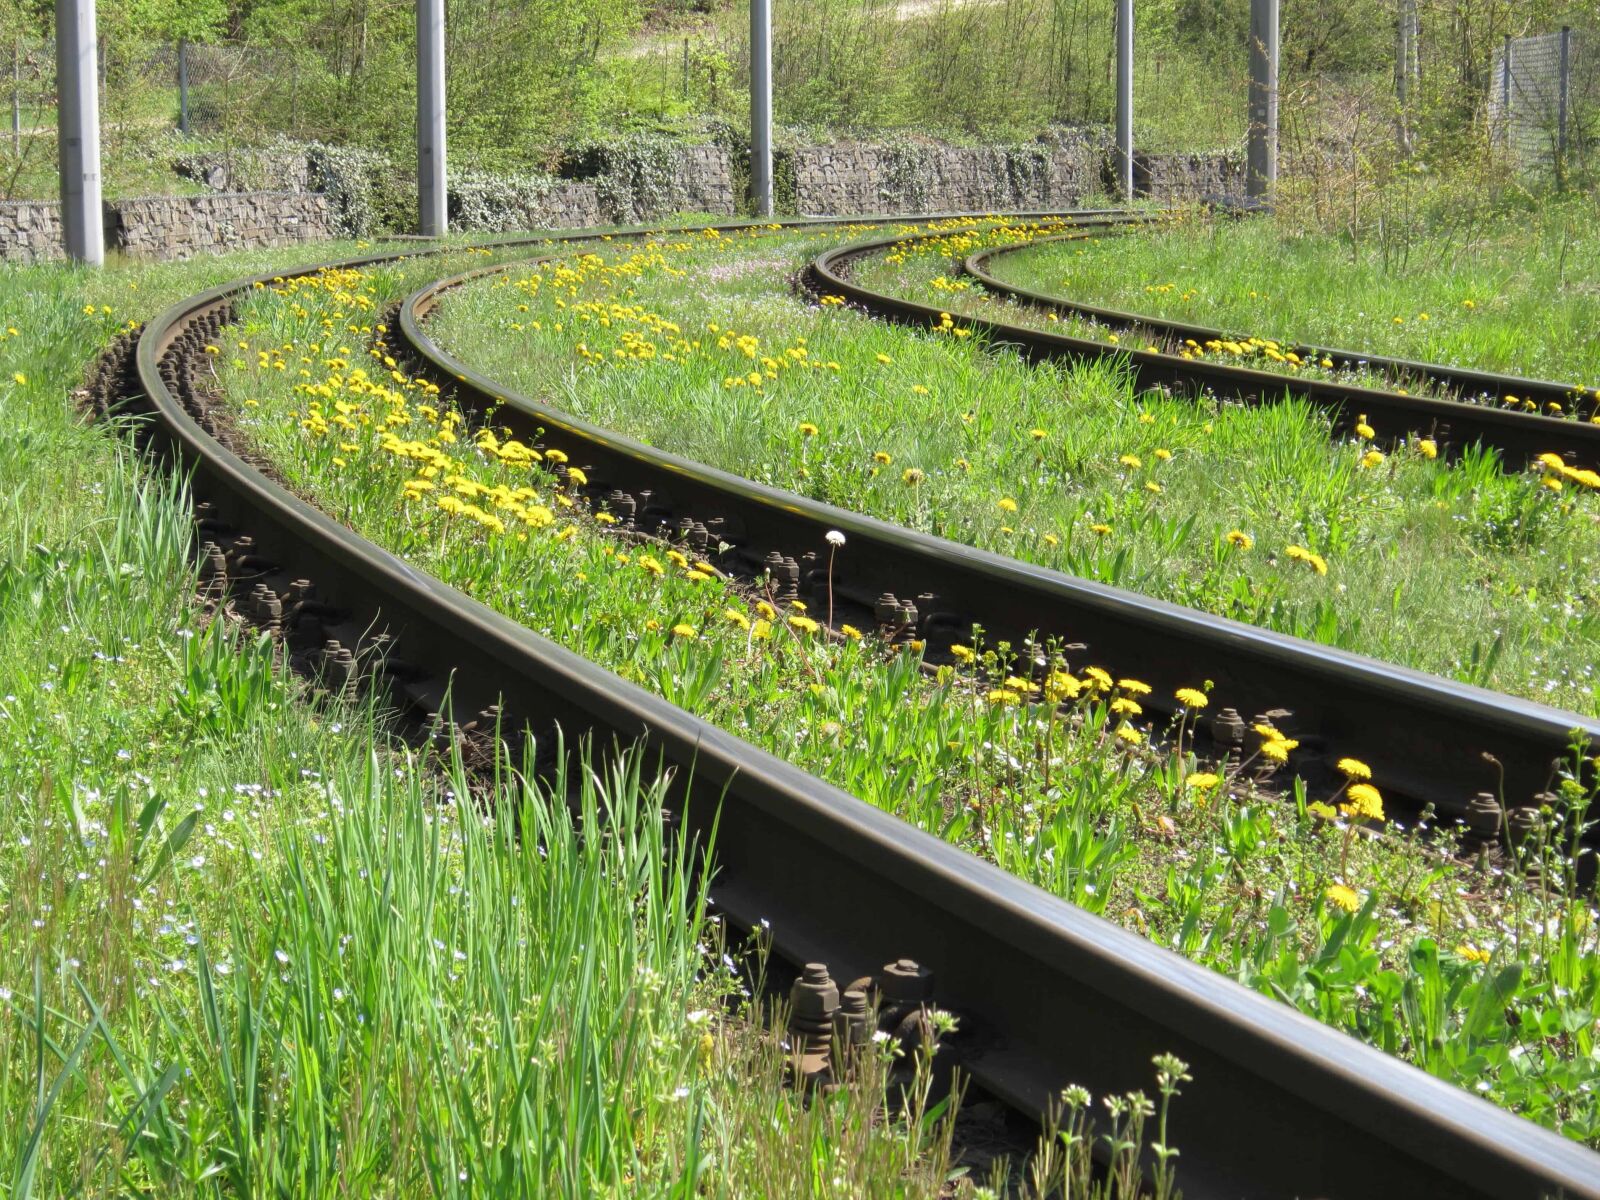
789 132 1111 216
109 192 334 260
0 201 66 264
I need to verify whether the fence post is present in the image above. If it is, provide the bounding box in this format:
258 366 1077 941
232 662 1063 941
1558 25 1571 160
1500 33 1512 152
1115 0 1134 200
750 0 773 218
177 38 189 136
416 0 446 237
1394 0 1414 156
56 0 103 265
1246 0 1278 202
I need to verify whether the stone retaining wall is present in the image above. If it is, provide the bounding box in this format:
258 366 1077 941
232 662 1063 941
110 192 334 259
1 135 1244 263
0 201 66 264
1135 150 1246 202
789 133 1111 215
0 191 335 263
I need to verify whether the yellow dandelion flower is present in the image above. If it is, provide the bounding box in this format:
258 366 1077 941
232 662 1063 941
1154 448 1172 460
1030 428 1048 440
10 371 24 385
1226 530 1254 550
1324 884 1361 913
997 497 1019 513
1111 697 1142 715
1456 944 1491 963
1185 772 1220 790
902 467 924 485
1336 757 1372 781
724 607 751 629
1083 666 1113 690
841 624 863 640
788 615 821 634
1045 672 1080 702
756 600 777 620
1359 450 1384 469
1118 679 1152 695
1114 724 1144 745
1355 415 1375 439
1260 740 1290 764
798 422 819 437
950 644 975 663
1175 687 1208 708
1417 438 1438 459
1090 523 1113 535
1342 782 1385 822
1307 801 1339 819
672 623 698 639
1119 453 1142 469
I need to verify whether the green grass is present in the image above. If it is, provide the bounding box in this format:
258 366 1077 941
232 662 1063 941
203 230 1600 1143
977 205 1600 387
0 247 1069 1196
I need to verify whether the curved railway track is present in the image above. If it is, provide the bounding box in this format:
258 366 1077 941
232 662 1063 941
966 229 1600 423
125 214 1600 1199
811 227 1600 471
406 235 1598 841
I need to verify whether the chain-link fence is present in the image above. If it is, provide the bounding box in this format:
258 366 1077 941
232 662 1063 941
1487 27 1595 177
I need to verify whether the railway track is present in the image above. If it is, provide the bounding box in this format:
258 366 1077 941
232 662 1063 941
405 232 1598 842
811 226 1600 471
127 214 1600 1199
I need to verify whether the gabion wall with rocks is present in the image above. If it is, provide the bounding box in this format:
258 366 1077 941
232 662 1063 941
788 132 1111 215
0 192 334 263
3 133 1243 263
0 201 66 263
110 192 333 260
1134 150 1246 203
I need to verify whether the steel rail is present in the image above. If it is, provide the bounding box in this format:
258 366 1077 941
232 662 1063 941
810 229 1600 471
966 229 1597 420
404 237 1597 841
131 217 1600 1200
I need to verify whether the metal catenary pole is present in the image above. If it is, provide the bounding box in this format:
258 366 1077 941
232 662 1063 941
1115 0 1134 200
750 0 773 217
56 0 103 266
1246 0 1279 201
417 0 447 237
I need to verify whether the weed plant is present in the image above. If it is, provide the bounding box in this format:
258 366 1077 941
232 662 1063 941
212 237 1600 1142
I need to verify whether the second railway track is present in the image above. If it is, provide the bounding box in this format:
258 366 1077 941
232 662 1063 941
811 224 1600 471
127 213 1600 1199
